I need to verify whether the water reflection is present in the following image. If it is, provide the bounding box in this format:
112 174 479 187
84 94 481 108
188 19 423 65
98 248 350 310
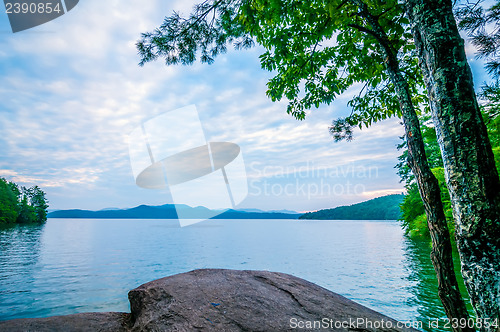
0 223 44 320
403 237 474 332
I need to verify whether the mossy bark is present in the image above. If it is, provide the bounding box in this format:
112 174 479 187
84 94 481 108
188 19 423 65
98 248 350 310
351 2 472 330
405 0 500 327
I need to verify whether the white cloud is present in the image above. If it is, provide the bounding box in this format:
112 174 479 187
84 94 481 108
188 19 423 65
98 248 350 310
0 0 417 211
0 167 101 188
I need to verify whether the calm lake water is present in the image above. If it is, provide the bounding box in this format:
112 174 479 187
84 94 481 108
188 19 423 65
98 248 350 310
0 218 470 331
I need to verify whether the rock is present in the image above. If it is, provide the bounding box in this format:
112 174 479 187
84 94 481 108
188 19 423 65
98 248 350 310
0 269 419 331
127 269 418 332
0 312 130 332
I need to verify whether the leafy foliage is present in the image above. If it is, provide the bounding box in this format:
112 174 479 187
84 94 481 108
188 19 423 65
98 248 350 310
400 168 454 241
395 114 442 184
137 0 426 138
456 0 500 121
0 178 19 224
455 0 500 78
137 0 252 66
397 112 500 242
0 177 48 225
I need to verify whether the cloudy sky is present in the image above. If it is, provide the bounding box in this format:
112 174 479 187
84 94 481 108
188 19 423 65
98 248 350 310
0 0 489 213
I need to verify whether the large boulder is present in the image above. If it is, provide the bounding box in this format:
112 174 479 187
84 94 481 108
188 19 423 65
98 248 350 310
0 269 419 331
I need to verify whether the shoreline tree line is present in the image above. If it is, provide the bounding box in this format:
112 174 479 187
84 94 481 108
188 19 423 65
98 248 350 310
0 177 48 225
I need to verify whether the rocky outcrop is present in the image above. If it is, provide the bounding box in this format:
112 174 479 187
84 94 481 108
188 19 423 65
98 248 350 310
0 269 419 331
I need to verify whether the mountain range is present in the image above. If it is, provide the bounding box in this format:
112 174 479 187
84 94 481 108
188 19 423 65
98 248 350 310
47 204 301 219
48 194 404 220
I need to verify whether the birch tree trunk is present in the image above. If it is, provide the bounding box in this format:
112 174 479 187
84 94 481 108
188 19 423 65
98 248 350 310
350 3 472 329
405 0 500 327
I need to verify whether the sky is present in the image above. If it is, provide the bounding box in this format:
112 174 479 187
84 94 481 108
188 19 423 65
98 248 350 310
0 0 490 213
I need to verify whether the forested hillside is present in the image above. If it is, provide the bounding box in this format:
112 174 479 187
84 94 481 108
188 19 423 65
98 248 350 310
299 195 403 220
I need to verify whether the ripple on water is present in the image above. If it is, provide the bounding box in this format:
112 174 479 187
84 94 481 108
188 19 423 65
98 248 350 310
0 219 470 331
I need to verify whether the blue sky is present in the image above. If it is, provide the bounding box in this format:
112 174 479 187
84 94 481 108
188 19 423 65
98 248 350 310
0 0 490 212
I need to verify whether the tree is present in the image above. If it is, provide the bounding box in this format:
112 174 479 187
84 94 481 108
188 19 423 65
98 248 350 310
16 195 38 224
28 186 49 223
405 0 500 326
0 178 49 225
400 0 500 251
397 117 455 242
0 177 19 224
137 0 471 327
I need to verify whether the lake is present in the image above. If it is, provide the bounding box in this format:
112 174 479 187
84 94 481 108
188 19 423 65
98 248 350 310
0 218 469 331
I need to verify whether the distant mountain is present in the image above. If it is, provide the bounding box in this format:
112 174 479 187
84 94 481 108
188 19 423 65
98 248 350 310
48 195 403 221
299 194 404 220
48 204 179 219
48 204 301 220
237 208 299 214
214 209 300 219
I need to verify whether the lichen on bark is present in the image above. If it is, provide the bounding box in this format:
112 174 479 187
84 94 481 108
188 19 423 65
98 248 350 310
404 0 500 328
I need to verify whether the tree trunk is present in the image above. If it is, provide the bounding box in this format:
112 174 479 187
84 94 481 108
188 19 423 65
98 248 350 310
405 0 500 327
351 3 473 330
392 73 474 332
